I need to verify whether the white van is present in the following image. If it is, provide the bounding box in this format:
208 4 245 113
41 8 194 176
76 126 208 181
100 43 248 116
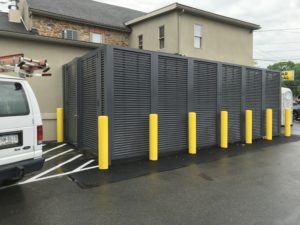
0 74 44 182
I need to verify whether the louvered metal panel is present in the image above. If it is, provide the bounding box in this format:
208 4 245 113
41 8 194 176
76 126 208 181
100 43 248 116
100 50 105 115
64 45 281 164
112 49 151 159
63 59 78 146
245 69 262 139
79 52 99 153
193 61 217 147
265 71 281 136
158 56 188 153
63 65 68 141
222 65 242 143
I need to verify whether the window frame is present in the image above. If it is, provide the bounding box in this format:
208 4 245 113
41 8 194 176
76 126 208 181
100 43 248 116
63 29 79 40
138 34 143 49
194 24 202 49
0 81 30 117
159 25 165 49
90 32 104 44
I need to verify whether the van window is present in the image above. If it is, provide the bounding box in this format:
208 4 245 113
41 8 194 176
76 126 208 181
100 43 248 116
0 82 30 117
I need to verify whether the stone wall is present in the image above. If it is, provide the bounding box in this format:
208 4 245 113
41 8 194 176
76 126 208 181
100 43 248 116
31 15 129 46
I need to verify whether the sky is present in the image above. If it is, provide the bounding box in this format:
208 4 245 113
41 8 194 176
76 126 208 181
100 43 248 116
1 0 300 68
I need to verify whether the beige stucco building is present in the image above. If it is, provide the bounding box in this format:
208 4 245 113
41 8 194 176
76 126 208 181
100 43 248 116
126 3 259 65
0 1 260 141
0 31 100 140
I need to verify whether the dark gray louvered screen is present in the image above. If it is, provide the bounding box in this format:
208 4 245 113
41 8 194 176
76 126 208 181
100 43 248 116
63 59 78 146
158 56 188 153
78 52 99 153
112 49 151 159
193 61 217 147
245 69 262 139
64 45 281 163
63 65 68 142
265 71 281 136
100 50 105 115
222 65 242 143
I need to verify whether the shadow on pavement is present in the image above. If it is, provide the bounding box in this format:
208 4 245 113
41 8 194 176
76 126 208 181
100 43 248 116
66 135 300 189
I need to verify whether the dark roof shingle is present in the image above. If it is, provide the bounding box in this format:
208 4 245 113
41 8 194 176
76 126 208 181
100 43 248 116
27 0 145 31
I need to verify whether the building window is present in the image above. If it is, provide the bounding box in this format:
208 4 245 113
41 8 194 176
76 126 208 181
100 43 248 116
138 35 143 49
63 29 79 40
194 24 202 48
90 32 104 44
159 26 165 49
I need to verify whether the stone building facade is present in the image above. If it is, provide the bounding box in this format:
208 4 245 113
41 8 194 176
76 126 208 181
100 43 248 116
31 15 130 47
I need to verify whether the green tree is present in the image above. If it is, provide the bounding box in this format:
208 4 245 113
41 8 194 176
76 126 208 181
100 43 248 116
267 61 300 97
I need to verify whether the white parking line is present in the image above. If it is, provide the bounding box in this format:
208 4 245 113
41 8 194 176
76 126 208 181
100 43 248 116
43 143 67 155
21 154 83 184
73 159 95 172
45 149 74 162
23 165 99 184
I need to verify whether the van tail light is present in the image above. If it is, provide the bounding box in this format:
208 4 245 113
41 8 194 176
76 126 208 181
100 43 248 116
37 125 43 145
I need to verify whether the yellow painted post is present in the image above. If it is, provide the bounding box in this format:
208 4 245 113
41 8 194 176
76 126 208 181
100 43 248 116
245 110 252 144
220 111 228 149
98 116 109 170
285 108 291 137
189 112 197 154
149 114 158 161
57 108 64 143
266 108 273 141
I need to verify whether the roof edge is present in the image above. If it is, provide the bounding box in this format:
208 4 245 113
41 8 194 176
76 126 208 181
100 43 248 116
125 3 260 30
0 30 104 48
30 8 132 33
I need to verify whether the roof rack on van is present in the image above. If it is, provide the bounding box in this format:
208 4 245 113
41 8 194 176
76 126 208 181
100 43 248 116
0 54 51 78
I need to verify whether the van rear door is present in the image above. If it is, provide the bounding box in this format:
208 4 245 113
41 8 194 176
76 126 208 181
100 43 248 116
0 80 35 166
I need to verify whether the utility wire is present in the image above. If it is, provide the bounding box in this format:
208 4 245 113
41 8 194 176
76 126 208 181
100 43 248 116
263 49 300 53
253 58 300 61
255 28 300 32
256 41 300 45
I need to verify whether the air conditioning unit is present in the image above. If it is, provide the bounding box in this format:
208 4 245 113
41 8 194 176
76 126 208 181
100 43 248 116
63 29 79 40
8 0 21 23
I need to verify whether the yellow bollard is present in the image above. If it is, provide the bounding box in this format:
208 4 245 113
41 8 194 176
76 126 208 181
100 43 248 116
57 108 64 143
220 111 228 149
245 110 252 144
285 108 291 137
189 112 197 154
98 116 109 170
266 108 272 141
149 114 158 161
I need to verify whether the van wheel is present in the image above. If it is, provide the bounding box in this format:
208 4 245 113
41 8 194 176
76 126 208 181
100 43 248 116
2 177 22 186
2 169 24 185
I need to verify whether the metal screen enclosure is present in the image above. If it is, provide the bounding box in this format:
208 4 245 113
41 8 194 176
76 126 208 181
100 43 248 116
221 65 242 143
64 45 281 163
193 60 218 148
63 58 78 146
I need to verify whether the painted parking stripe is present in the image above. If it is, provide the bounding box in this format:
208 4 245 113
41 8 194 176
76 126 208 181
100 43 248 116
23 165 99 184
45 149 74 162
43 143 67 155
73 159 95 172
22 154 83 184
0 161 98 190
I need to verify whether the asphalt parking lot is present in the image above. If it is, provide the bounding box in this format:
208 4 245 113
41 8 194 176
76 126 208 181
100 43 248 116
0 123 300 225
